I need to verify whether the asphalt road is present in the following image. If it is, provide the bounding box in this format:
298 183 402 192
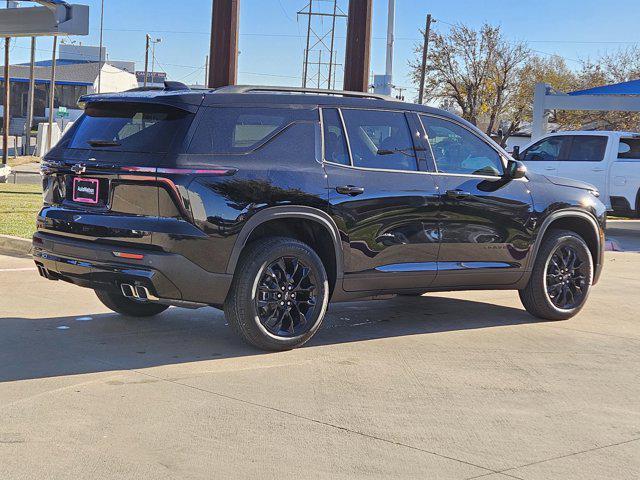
607 220 640 251
1 251 639 479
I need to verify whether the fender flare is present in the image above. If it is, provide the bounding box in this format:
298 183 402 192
526 209 603 273
225 206 344 278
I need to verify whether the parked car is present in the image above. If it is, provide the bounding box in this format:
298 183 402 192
517 131 640 216
32 84 606 350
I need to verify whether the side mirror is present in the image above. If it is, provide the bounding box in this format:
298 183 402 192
506 159 527 179
512 145 520 160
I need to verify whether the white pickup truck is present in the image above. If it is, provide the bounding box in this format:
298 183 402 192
517 131 640 216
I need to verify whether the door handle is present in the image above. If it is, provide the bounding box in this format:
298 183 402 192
445 189 471 199
544 166 556 171
592 168 605 172
336 185 365 196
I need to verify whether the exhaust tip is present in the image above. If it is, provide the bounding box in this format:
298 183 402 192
36 264 48 278
135 285 159 301
120 284 136 298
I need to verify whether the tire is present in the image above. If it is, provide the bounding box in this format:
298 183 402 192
95 289 169 317
519 229 593 321
224 237 329 351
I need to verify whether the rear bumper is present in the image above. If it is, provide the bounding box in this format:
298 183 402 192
32 232 232 307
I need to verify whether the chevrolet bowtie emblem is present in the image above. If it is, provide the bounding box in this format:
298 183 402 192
71 163 86 175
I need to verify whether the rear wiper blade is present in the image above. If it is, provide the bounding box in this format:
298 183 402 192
87 139 121 147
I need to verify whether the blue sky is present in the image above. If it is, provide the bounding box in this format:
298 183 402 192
8 0 640 98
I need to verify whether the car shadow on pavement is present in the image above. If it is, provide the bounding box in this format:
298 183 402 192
1 295 536 383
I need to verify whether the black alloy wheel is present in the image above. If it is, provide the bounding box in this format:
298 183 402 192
224 237 329 351
519 229 593 321
545 244 589 310
255 256 318 337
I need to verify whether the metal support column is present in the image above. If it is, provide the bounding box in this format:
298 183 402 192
24 37 36 156
46 35 57 152
2 35 9 165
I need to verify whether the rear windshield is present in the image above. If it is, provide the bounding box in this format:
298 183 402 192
67 102 194 153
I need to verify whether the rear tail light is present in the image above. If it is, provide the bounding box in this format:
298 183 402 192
121 166 236 176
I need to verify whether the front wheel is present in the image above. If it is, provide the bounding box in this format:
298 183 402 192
95 289 169 317
224 237 329 351
519 229 593 321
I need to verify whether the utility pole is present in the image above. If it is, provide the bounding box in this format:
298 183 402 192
47 36 58 152
417 14 433 105
208 0 240 88
24 37 36 156
143 34 150 87
97 0 104 93
150 37 161 82
2 34 9 165
343 0 373 92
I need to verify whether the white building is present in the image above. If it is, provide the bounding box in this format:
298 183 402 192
2 43 138 124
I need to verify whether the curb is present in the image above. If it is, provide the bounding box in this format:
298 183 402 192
0 234 32 256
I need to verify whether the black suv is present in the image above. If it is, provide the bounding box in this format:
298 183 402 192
33 84 606 350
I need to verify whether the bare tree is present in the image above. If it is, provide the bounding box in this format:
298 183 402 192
410 22 528 139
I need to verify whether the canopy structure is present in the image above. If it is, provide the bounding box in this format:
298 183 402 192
0 1 88 37
569 79 640 96
532 80 640 140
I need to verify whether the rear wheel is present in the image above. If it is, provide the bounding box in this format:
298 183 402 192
519 229 593 320
95 289 169 317
224 237 329 351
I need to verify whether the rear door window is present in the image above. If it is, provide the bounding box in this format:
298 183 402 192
618 138 640 159
564 135 607 162
188 107 297 154
67 102 194 154
341 109 417 171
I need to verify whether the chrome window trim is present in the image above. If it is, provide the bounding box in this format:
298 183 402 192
321 159 527 181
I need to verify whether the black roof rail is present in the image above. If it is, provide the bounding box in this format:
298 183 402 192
214 85 394 100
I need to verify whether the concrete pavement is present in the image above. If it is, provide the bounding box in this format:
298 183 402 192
1 251 639 479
